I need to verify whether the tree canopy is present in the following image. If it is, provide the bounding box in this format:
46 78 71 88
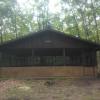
0 0 100 43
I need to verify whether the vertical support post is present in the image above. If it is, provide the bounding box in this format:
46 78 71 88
63 48 66 66
0 52 3 67
93 51 97 77
82 49 86 76
10 55 12 67
0 52 2 67
32 49 34 66
24 56 25 66
15 56 17 67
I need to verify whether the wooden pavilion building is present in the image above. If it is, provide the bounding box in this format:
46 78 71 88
0 29 100 78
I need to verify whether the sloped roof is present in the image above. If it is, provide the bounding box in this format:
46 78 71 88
0 29 100 50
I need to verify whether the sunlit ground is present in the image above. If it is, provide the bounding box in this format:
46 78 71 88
0 79 100 100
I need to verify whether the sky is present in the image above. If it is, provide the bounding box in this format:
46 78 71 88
17 0 61 13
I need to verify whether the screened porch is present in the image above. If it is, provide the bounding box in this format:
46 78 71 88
0 48 96 67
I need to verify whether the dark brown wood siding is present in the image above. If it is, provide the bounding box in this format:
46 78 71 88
0 66 97 78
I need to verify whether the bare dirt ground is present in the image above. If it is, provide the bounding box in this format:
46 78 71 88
0 78 100 100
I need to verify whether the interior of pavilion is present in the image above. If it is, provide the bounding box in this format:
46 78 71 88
0 48 96 67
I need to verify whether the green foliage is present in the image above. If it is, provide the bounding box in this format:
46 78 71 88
0 0 100 43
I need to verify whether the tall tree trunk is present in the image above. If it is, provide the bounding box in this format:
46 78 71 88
14 11 18 38
0 28 3 43
0 19 3 43
79 8 89 39
67 0 80 37
91 0 99 42
71 10 80 37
